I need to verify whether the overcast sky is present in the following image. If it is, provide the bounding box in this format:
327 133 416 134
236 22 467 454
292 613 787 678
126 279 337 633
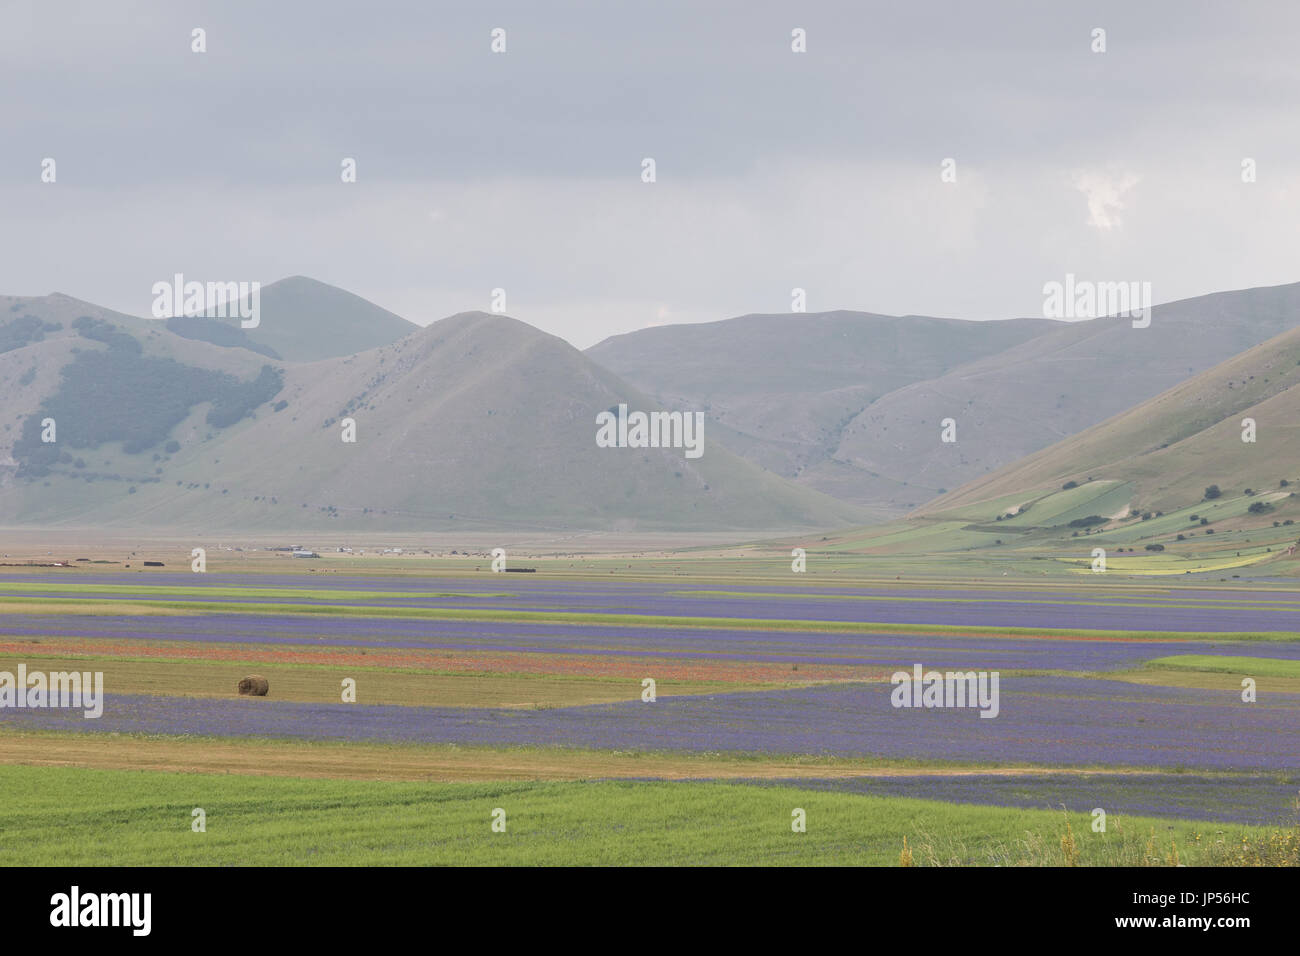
3 0 1299 348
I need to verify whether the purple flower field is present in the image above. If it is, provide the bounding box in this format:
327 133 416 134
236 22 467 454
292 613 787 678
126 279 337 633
4 678 1297 771
734 773 1300 826
7 573 1300 631
9 571 1298 609
6 612 1300 672
6 570 1299 828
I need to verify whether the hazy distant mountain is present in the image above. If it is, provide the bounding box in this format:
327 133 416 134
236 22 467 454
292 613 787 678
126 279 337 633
12 276 1298 533
0 304 865 532
6 276 419 364
589 284 1300 515
1 292 154 332
922 320 1300 518
228 276 419 362
829 282 1300 511
587 310 1056 519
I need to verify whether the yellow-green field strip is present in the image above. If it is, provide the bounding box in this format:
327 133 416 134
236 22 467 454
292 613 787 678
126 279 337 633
3 594 1298 642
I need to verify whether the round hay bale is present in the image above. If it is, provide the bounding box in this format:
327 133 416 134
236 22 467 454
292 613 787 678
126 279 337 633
237 675 269 697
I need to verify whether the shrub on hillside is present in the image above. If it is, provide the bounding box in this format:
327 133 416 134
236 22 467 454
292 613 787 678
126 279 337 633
0 315 52 353
73 315 141 354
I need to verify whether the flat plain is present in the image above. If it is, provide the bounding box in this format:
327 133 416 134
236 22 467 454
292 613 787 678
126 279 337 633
2 524 1298 866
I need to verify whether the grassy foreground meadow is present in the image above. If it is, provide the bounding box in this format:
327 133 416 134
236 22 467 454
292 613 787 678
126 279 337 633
3 765 1296 867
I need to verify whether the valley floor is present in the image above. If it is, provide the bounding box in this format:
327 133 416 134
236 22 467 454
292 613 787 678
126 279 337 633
1 542 1298 866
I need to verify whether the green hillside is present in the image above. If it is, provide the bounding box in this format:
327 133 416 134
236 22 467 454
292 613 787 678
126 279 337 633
923 322 1300 519
770 320 1300 580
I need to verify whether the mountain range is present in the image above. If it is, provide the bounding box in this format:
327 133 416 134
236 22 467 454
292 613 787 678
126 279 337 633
3 276 1298 533
589 282 1300 517
0 282 861 532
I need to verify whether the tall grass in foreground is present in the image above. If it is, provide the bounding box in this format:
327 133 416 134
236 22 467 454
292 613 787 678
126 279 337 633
900 801 1300 866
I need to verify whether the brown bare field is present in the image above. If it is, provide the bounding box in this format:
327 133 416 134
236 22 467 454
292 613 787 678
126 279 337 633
0 729 1150 783
0 652 793 708
0 600 191 615
1114 667 1300 695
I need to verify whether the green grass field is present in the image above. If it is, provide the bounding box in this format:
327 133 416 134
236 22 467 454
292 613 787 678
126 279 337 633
996 481 1135 528
1 764 1291 866
1118 654 1300 693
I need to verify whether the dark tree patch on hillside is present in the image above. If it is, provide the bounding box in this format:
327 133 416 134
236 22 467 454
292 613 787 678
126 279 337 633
72 315 141 354
165 315 282 359
1067 515 1107 528
206 365 283 427
13 343 284 476
1 315 61 353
